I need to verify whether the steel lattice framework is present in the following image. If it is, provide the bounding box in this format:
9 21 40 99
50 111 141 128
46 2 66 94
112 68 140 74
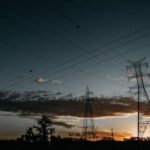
126 57 150 138
83 86 96 140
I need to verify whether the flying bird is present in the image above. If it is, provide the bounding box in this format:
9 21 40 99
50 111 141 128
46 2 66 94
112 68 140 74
29 69 32 73
76 25 80 29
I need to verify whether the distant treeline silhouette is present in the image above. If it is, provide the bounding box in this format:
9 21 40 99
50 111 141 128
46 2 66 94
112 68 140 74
1 138 150 150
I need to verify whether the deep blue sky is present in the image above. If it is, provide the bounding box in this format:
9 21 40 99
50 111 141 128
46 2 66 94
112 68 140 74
1 0 150 96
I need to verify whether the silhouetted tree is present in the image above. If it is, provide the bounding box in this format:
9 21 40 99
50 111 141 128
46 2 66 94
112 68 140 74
36 115 53 142
20 115 55 142
20 127 37 142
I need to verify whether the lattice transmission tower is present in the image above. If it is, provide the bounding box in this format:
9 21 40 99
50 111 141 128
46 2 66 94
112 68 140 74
126 57 150 138
83 86 96 140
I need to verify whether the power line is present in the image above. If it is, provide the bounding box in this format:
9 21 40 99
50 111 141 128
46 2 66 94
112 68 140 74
1 1 150 92
31 32 150 81
1 26 150 92
3 40 150 94
1 22 150 91
0 2 124 79
0 1 150 78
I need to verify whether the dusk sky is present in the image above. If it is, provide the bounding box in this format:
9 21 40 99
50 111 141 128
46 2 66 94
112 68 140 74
1 0 150 140
1 0 150 96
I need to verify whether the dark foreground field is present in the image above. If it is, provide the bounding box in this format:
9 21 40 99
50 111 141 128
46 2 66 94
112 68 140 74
1 138 150 150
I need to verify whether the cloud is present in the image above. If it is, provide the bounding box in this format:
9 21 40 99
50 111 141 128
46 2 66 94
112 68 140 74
113 75 127 81
35 77 48 83
52 79 63 84
16 113 74 128
52 121 75 128
0 92 150 118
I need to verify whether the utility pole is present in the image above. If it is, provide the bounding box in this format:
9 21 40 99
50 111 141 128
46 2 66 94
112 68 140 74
126 57 150 139
111 128 114 138
83 85 96 140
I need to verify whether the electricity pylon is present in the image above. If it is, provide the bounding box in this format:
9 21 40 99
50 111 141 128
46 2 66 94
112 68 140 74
126 57 150 138
83 86 96 140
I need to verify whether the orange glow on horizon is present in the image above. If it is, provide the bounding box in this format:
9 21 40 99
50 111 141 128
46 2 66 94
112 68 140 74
56 130 133 141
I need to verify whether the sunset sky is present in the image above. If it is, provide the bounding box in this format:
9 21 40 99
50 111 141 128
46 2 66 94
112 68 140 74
1 0 150 140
